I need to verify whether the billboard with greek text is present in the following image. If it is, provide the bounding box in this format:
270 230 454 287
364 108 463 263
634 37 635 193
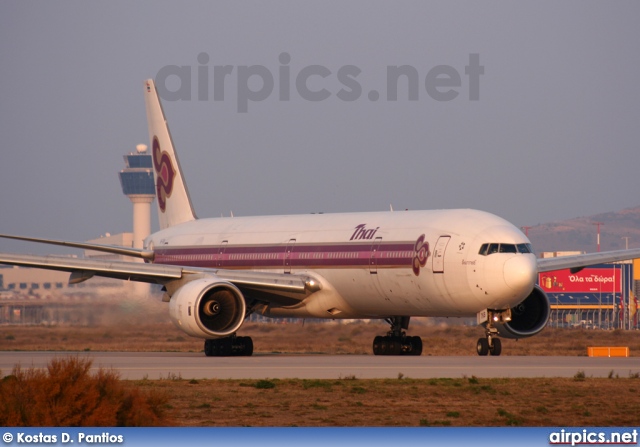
538 266 621 294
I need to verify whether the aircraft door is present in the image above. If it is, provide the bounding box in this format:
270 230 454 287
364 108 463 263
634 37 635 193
433 236 451 273
370 237 382 274
216 240 228 267
284 239 296 273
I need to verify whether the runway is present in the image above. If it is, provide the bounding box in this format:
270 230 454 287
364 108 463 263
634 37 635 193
1 352 639 380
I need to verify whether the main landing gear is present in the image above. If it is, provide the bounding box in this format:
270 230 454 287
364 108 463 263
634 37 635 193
372 316 423 356
204 334 253 357
476 327 502 356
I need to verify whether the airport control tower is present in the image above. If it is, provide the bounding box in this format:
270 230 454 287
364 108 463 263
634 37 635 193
119 144 155 251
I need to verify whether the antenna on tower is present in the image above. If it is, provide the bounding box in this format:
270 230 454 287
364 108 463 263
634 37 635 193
592 222 604 252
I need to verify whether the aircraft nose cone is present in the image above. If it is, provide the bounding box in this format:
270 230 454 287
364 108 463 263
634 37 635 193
503 255 537 293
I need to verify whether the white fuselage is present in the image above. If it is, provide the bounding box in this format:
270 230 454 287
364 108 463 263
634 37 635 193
146 208 538 319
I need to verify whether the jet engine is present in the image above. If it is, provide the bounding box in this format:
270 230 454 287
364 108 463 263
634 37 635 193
168 277 246 338
491 285 551 339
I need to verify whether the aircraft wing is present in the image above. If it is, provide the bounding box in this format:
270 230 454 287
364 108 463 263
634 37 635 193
537 248 640 273
0 233 154 260
0 252 317 299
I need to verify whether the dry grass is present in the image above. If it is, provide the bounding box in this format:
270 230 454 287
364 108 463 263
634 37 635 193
2 320 640 426
2 358 639 427
2 320 640 356
130 375 640 426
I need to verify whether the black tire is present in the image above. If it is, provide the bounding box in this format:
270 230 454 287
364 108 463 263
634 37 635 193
241 336 254 356
373 336 383 355
204 339 213 357
410 336 423 356
205 339 221 356
379 337 388 355
219 338 233 356
476 338 489 356
388 339 401 355
489 338 502 356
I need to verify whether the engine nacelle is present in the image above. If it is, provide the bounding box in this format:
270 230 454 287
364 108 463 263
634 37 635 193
168 277 246 339
491 285 551 339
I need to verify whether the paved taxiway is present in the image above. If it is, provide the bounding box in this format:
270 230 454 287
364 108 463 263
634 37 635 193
1 352 639 380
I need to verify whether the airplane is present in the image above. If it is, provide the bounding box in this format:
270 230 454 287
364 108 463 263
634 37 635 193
2 79 640 357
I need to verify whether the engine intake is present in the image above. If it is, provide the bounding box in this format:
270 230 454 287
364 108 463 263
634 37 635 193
169 277 246 338
491 285 550 339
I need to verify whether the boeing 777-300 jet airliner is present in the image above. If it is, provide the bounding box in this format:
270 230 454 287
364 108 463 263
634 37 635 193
2 79 640 357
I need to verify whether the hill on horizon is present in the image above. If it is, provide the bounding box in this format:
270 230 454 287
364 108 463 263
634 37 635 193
525 206 640 255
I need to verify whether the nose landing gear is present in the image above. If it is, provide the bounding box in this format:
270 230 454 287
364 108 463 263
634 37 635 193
372 316 423 356
477 328 502 356
476 308 509 356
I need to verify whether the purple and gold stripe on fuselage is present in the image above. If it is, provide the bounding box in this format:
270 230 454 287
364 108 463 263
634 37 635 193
153 241 416 270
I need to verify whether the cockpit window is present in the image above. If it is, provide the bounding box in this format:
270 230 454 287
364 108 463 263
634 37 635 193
499 244 517 253
478 242 534 256
517 243 533 254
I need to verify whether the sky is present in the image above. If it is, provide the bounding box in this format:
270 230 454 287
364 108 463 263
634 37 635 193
1 1 639 254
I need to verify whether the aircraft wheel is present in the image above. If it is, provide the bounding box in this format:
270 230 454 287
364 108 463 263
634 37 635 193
379 338 389 355
205 336 254 357
373 336 383 355
239 336 254 356
476 338 489 356
389 339 402 355
410 336 423 356
204 339 214 357
489 338 502 356
216 338 230 356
